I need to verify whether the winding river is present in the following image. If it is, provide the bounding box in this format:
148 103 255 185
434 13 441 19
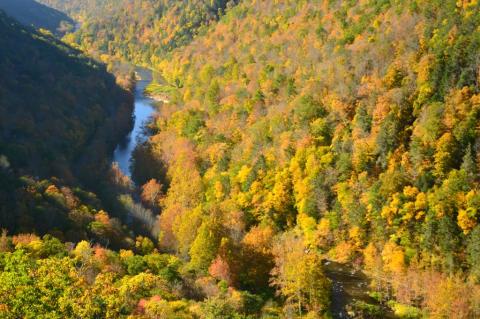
113 68 156 177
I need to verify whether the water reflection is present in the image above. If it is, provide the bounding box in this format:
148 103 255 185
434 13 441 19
113 68 156 177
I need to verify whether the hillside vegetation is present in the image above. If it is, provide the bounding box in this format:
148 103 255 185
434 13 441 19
0 10 135 242
0 0 74 35
0 10 133 180
39 0 238 66
1 0 480 318
133 0 480 317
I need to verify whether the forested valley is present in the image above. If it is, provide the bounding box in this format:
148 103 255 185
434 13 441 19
1 0 480 318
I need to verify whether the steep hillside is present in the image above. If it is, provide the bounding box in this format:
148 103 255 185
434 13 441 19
2 0 480 318
39 0 237 66
0 11 132 180
0 0 74 35
0 11 134 241
134 0 480 316
0 13 194 318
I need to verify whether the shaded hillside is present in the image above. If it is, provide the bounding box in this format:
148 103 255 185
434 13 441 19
0 0 74 35
0 10 134 241
0 10 132 180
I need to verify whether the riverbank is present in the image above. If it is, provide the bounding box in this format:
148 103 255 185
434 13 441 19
144 91 171 103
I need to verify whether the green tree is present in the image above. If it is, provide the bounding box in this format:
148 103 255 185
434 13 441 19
189 217 223 273
434 133 457 180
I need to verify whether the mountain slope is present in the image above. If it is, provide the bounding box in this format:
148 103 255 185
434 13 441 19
0 0 74 35
0 11 132 179
39 0 237 66
134 0 480 316
0 10 134 241
1 0 480 317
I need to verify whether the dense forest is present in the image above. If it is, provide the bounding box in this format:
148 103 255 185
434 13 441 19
38 0 237 65
0 7 137 242
1 0 480 318
139 0 480 317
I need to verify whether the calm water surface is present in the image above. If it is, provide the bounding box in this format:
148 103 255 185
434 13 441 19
323 261 397 318
113 68 156 176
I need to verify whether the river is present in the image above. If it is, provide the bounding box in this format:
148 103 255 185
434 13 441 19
113 68 156 177
323 261 397 318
